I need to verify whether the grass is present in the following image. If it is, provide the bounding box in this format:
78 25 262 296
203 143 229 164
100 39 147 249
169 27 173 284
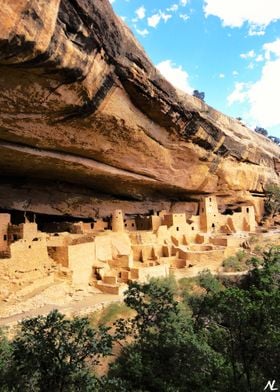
89 302 134 327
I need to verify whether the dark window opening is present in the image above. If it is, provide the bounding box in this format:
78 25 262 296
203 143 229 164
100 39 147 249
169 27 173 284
212 223 215 228
3 235 7 241
13 235 18 241
192 227 194 231
91 223 94 229
132 223 135 227
125 223 127 227
246 208 249 213
32 238 39 241
28 245 31 249
176 227 179 231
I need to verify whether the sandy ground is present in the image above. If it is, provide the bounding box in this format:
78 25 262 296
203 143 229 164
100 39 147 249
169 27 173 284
0 282 121 326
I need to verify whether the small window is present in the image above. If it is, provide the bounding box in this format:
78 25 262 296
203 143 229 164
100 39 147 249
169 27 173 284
28 245 31 249
246 208 249 213
91 223 94 229
13 235 17 241
212 223 215 228
191 227 194 231
132 223 135 227
209 197 212 202
176 227 179 231
202 207 204 212
125 223 127 227
3 235 7 241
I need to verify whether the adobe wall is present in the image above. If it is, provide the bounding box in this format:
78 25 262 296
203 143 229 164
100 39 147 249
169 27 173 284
10 237 50 264
95 235 113 261
131 264 169 283
21 222 39 241
185 248 225 265
123 218 136 231
68 242 95 285
48 246 69 267
0 213 10 252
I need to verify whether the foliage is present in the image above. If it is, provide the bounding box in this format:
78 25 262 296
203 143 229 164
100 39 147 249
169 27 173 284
0 250 280 392
0 329 12 392
191 248 280 391
222 250 249 272
255 126 268 136
268 135 280 145
9 310 113 392
193 89 205 101
90 302 133 327
264 183 280 217
222 256 243 271
197 269 224 293
111 277 226 392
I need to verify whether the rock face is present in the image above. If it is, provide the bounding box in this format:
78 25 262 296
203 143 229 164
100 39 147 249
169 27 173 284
0 0 279 217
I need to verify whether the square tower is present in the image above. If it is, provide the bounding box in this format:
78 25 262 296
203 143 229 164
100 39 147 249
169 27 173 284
199 196 219 232
0 213 11 252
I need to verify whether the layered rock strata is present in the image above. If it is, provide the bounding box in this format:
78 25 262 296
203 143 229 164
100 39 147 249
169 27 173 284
0 0 279 217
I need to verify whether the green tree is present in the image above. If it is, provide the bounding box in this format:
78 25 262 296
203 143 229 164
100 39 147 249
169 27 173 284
264 183 280 218
0 329 12 392
110 278 226 392
9 310 113 392
192 249 280 391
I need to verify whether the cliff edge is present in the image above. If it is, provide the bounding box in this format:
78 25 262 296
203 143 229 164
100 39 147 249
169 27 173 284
0 0 279 217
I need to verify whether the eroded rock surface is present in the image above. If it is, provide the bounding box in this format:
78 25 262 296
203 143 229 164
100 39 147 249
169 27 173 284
0 0 279 216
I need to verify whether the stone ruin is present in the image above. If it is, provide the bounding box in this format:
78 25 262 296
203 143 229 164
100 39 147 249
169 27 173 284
0 196 258 297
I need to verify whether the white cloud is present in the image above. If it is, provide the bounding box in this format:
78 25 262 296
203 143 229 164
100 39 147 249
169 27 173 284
147 13 161 28
109 0 115 3
240 50 255 59
227 82 248 106
147 11 172 28
255 54 264 62
232 70 239 76
156 60 192 93
167 4 179 12
135 6 146 20
219 73 225 78
180 0 188 6
228 38 280 128
204 0 280 34
135 27 149 37
247 58 280 127
161 12 172 22
248 25 266 36
263 38 280 59
179 13 189 21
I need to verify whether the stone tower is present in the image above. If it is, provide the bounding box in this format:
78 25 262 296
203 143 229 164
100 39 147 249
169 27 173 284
200 196 219 232
112 210 125 232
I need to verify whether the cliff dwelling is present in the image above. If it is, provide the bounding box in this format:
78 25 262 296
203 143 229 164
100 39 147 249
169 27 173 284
0 196 265 300
0 0 280 320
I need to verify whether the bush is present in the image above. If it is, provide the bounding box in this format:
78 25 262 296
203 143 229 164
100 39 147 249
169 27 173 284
9 310 113 392
222 256 242 272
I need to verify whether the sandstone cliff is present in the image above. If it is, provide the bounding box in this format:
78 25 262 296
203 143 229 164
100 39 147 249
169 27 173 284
0 0 279 217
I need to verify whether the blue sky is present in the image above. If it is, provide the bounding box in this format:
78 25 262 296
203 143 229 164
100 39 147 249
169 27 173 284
110 0 280 137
